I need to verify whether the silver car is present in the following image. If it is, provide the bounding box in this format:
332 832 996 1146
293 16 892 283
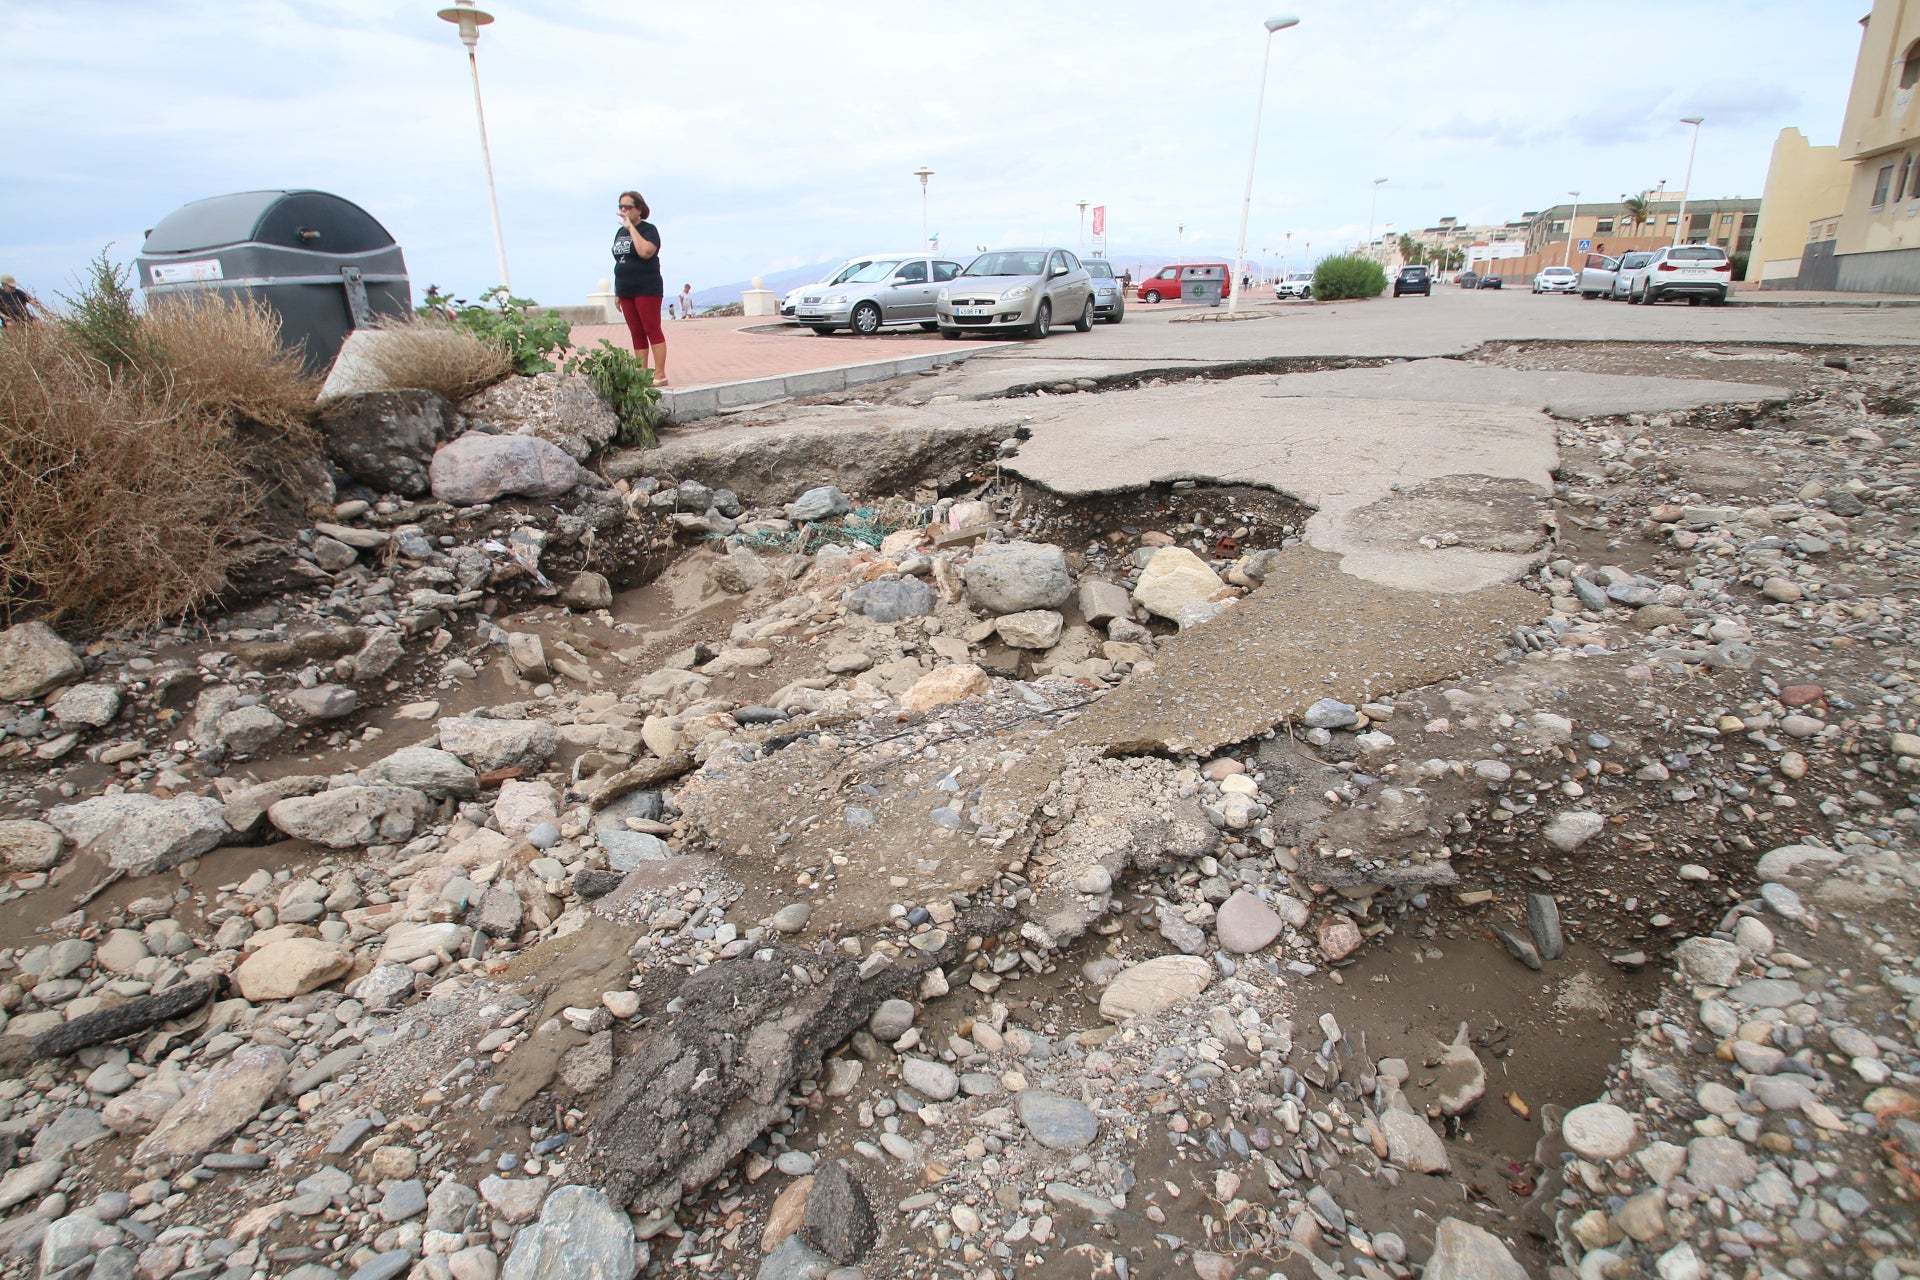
936 248 1095 338
783 255 883 319
796 254 964 335
1082 258 1126 323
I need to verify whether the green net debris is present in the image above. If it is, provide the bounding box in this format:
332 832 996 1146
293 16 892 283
716 501 939 555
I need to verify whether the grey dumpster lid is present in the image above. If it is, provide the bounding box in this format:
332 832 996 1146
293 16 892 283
142 190 395 256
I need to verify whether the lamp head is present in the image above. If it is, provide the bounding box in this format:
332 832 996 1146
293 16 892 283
437 0 493 49
1264 15 1300 31
1680 115 1704 125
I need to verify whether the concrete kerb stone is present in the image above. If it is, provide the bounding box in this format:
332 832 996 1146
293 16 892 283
657 346 993 423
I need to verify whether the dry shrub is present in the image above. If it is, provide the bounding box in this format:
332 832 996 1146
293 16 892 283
0 293 320 630
357 318 513 402
140 291 319 439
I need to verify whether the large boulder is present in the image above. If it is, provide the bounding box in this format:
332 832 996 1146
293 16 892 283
430 434 581 506
47 794 230 877
0 622 82 701
498 1185 639 1280
463 373 619 462
436 717 560 773
371 746 480 797
314 390 459 497
1421 1218 1529 1280
267 786 432 849
135 1045 287 1165
961 542 1072 615
233 938 353 1001
1132 547 1226 623
845 578 936 623
0 820 64 870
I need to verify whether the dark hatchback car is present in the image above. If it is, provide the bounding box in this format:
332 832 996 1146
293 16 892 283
1456 270 1479 289
1393 265 1431 296
1476 274 1504 290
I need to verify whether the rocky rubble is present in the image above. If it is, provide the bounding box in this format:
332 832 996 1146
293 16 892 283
0 342 1914 1280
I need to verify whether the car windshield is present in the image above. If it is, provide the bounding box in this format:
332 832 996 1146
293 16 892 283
1542 268 1573 276
1289 273 1312 281
964 251 1047 277
1669 247 1727 261
1084 261 1115 279
829 261 874 285
845 260 905 284
1403 267 1427 276
1621 253 1655 268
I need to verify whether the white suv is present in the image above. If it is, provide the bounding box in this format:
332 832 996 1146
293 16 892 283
1629 244 1734 306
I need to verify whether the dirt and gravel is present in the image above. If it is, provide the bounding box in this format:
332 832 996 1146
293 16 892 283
0 337 1914 1280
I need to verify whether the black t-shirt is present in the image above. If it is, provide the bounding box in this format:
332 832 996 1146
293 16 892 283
613 221 662 297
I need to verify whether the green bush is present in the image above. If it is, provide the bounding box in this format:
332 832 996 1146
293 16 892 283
1311 255 1388 301
565 339 660 448
57 249 151 372
441 286 573 375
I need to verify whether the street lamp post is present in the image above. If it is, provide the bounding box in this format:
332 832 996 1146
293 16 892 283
1177 223 1184 256
1077 200 1089 255
914 167 934 250
1562 190 1581 268
1228 15 1300 315
436 0 510 290
1673 117 1704 246
1283 230 1291 281
1366 177 1388 255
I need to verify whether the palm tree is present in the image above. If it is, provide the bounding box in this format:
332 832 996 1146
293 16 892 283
1622 195 1650 234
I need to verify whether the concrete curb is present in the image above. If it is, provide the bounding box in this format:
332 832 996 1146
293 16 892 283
657 345 997 423
1728 298 1920 309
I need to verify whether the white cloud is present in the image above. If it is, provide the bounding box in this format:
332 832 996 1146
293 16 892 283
0 0 1866 301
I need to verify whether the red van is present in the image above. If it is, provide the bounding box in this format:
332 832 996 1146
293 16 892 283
1135 263 1234 303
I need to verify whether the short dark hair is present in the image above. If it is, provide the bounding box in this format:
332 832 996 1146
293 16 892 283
620 191 649 218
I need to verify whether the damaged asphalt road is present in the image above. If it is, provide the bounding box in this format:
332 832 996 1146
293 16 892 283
0 300 1917 1280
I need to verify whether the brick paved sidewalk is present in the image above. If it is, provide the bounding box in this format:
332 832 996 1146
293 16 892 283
568 316 1003 391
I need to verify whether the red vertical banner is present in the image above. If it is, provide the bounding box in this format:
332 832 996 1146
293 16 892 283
1091 205 1106 237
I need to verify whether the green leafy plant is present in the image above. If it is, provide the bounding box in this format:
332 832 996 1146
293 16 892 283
1311 255 1388 301
565 339 660 448
444 285 573 374
56 248 151 372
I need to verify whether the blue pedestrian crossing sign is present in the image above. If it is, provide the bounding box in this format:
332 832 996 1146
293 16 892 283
1577 238 1592 252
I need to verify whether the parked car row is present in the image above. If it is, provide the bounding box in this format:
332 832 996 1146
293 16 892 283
1457 270 1503 290
782 247 1108 337
1576 245 1734 305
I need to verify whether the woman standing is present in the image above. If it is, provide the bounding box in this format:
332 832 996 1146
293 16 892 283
612 191 667 385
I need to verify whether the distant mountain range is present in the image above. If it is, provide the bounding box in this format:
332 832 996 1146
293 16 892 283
687 250 1311 310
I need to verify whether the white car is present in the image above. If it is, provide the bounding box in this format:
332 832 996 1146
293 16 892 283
1274 272 1313 300
1610 251 1659 301
1628 243 1734 305
781 252 920 320
1532 266 1578 294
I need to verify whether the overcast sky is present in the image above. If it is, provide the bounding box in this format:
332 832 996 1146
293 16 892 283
3 0 1866 305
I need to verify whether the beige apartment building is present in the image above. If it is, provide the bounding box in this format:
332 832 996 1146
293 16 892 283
1524 192 1759 263
1832 0 1920 292
1748 128 1850 287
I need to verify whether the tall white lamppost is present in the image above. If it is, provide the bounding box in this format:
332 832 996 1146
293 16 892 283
1077 200 1089 255
437 0 510 289
1366 177 1388 254
1228 15 1299 314
1562 190 1581 267
1284 230 1291 279
1673 117 1704 246
913 167 934 249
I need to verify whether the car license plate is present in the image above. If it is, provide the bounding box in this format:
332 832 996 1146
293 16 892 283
954 305 993 317
798 309 826 319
